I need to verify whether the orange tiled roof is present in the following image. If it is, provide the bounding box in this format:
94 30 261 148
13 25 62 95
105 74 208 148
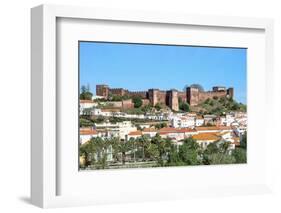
177 128 197 133
159 127 196 134
128 130 142 136
192 133 220 141
80 99 93 103
196 126 232 131
80 128 98 135
158 127 177 132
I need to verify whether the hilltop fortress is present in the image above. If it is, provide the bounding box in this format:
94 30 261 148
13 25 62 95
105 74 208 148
96 84 234 111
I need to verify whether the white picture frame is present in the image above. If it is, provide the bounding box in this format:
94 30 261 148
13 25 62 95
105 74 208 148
31 4 274 208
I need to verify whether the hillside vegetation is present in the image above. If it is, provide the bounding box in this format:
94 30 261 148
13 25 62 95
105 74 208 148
191 96 246 115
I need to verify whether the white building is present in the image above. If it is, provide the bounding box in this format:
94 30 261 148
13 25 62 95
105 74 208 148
172 116 195 128
79 100 97 115
192 133 221 149
127 130 142 140
195 117 204 126
79 128 98 144
94 121 137 140
220 114 235 126
142 128 158 137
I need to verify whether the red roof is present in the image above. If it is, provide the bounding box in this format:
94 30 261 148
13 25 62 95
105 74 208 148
128 131 142 136
158 127 197 134
80 128 97 135
196 126 232 131
80 100 93 103
192 133 220 141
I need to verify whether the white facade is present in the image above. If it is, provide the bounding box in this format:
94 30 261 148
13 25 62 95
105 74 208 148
195 118 204 126
94 121 137 140
79 101 97 115
172 116 195 128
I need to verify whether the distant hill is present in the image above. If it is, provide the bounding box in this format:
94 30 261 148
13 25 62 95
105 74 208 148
190 96 246 115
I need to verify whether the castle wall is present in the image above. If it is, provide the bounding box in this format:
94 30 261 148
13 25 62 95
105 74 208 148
127 91 148 99
178 92 187 102
157 91 167 105
96 84 233 109
186 87 200 106
198 91 227 103
122 99 134 109
142 99 150 106
168 90 179 111
96 85 109 98
109 88 127 96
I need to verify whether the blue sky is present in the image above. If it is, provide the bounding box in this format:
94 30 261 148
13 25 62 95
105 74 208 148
79 42 247 104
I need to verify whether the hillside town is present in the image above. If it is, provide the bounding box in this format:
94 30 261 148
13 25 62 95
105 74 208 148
79 84 247 169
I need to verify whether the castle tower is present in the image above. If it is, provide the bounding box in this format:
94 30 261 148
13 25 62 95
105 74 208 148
96 84 109 98
186 87 199 106
227 87 234 98
148 89 159 106
168 90 179 111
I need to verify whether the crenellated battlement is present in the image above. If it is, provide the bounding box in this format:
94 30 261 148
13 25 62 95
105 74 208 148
96 84 234 110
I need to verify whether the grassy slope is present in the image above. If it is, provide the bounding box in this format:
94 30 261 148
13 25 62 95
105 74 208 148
190 97 246 115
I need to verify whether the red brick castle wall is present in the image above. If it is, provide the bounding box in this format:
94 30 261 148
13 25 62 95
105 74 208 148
96 84 234 110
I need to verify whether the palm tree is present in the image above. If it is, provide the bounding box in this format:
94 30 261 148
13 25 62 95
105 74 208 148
128 138 136 162
136 135 150 161
110 137 121 163
151 134 172 166
118 139 132 165
91 137 108 169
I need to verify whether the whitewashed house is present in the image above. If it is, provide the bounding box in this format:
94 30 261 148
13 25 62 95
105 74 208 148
172 116 195 128
80 128 98 144
79 100 97 115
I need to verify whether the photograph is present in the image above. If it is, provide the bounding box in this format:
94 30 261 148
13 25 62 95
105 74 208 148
78 41 247 170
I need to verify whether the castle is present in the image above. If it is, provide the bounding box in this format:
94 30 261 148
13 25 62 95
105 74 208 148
96 84 234 111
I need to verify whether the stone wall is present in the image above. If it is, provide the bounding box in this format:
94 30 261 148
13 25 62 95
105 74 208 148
122 99 134 109
96 84 233 110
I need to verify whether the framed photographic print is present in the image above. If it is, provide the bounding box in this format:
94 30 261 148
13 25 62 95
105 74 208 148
31 4 274 208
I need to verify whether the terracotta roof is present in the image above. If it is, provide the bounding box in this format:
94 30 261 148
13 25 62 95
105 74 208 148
80 128 98 135
177 128 197 133
192 133 220 141
80 99 93 103
158 127 177 132
128 130 142 136
159 127 196 134
196 126 232 131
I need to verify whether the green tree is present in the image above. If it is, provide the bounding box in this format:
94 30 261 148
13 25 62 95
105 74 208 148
132 96 143 108
178 138 201 165
240 132 247 149
179 102 190 112
80 118 94 127
118 140 132 165
110 137 121 163
207 153 235 165
80 85 93 100
151 134 171 166
167 144 183 166
136 135 150 161
155 122 167 129
155 103 162 111
141 104 153 113
111 95 122 101
232 148 247 163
